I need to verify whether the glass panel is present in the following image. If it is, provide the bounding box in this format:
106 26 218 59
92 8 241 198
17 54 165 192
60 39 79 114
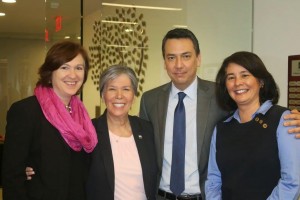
0 1 45 136
0 0 82 136
45 0 81 47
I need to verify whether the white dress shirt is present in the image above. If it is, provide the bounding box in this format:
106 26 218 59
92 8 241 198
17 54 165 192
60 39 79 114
159 77 201 194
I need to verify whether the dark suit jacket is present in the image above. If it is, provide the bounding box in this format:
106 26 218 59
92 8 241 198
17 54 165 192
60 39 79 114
2 96 89 200
139 77 228 199
86 111 157 200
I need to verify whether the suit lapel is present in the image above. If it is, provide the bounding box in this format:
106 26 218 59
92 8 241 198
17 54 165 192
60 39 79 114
94 114 115 191
157 83 171 169
130 116 144 163
129 116 150 194
196 78 211 162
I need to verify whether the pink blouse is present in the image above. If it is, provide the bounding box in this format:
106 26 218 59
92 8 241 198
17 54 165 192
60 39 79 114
109 131 147 200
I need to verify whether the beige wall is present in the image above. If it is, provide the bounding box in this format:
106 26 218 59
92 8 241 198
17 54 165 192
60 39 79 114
0 38 45 135
82 0 253 118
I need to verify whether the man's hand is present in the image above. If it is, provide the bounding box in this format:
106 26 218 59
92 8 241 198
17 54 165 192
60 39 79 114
283 109 300 138
25 167 35 180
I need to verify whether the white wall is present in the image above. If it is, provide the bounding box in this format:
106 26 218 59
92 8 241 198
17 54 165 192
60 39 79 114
253 0 300 107
187 0 252 81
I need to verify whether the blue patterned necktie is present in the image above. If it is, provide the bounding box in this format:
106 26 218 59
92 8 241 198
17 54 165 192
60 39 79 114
170 92 186 196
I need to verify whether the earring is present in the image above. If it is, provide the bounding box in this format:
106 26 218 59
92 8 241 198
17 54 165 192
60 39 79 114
260 81 264 88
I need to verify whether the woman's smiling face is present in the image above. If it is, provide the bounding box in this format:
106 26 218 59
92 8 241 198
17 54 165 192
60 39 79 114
225 63 261 109
102 74 135 118
51 53 85 104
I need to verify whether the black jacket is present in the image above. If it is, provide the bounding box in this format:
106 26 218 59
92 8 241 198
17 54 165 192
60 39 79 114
2 96 88 200
86 111 158 200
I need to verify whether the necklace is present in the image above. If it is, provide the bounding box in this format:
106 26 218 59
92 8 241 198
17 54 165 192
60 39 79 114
65 105 72 114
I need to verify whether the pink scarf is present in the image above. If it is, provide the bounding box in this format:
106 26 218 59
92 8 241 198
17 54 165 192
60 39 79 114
34 86 98 153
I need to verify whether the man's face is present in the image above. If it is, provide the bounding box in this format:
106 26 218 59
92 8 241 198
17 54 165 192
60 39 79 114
164 38 201 90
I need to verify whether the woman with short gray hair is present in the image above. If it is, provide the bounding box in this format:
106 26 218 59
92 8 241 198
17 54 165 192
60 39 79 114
87 65 157 200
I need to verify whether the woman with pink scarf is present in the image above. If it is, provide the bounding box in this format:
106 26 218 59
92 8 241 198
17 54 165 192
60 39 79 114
2 41 98 200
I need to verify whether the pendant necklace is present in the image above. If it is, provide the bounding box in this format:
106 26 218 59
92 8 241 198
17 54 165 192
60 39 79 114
65 104 72 114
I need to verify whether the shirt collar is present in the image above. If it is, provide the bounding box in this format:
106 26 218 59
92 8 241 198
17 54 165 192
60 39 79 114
224 100 273 123
170 76 198 100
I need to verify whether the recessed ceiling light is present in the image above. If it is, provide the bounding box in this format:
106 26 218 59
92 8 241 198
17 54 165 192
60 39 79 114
101 20 137 25
106 44 148 49
102 3 182 11
173 25 188 28
2 0 16 3
106 44 129 48
125 28 133 33
0 12 5 16
50 2 59 9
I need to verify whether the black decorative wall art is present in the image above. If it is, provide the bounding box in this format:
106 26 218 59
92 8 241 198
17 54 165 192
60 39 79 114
89 7 149 99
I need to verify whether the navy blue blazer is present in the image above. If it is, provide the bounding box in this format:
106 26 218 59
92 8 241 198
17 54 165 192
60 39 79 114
86 111 157 200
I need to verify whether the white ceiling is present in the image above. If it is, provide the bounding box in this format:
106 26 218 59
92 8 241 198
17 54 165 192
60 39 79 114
0 0 99 39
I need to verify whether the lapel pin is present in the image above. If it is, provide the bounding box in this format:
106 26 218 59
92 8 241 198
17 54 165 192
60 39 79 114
138 135 143 139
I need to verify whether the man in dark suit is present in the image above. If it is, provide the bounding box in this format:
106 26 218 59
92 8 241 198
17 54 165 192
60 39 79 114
139 28 300 200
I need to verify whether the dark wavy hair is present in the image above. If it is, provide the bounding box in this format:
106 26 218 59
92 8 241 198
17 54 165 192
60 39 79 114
36 41 90 87
216 51 279 111
161 28 200 59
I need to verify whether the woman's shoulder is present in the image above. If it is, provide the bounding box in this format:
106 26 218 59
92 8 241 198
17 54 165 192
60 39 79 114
11 95 38 106
129 115 152 126
9 96 40 112
6 96 43 127
265 104 290 121
91 113 106 126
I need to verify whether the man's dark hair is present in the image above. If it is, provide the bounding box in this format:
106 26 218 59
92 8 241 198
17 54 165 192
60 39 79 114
161 28 200 59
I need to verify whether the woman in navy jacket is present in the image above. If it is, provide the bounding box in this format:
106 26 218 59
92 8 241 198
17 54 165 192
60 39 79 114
86 65 157 200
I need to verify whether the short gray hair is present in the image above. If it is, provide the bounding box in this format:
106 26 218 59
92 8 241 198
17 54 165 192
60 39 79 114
99 65 138 97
